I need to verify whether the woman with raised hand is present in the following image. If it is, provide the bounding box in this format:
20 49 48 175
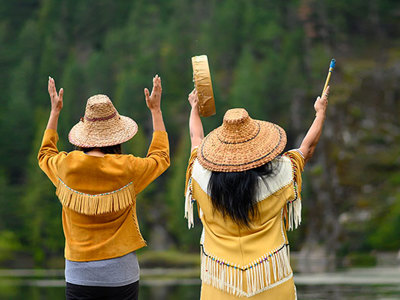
38 75 169 300
185 87 329 299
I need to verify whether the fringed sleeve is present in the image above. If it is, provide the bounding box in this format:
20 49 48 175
37 129 67 186
283 149 305 231
184 147 198 229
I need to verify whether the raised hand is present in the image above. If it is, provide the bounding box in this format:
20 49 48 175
48 76 63 113
188 88 204 150
299 86 331 163
188 89 199 110
144 75 162 112
314 86 329 116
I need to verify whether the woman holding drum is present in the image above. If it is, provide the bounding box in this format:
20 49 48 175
185 56 330 299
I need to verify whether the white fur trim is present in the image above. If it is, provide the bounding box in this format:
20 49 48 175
192 160 212 194
255 156 293 202
192 156 293 203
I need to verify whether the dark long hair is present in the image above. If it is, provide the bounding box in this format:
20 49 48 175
76 144 122 154
208 160 279 228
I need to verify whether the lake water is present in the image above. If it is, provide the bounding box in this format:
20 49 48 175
0 267 399 299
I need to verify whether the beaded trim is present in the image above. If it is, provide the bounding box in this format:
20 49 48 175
56 179 136 215
288 182 299 204
58 178 133 197
200 243 289 272
201 242 292 297
188 178 195 203
285 152 299 203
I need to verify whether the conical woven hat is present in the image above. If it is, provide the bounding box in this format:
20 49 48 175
197 108 287 172
68 95 138 148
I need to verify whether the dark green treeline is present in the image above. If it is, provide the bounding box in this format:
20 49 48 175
0 0 399 268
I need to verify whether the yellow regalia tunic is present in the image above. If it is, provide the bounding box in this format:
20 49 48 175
38 129 170 261
185 148 304 299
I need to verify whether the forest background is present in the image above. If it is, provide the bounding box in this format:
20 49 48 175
0 0 399 271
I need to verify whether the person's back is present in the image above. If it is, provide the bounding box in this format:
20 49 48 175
185 88 329 299
38 76 169 300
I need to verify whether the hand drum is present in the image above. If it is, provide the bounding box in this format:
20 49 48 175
191 55 216 117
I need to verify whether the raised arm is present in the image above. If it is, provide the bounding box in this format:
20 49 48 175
299 86 330 163
38 76 66 186
144 75 166 132
46 76 64 131
188 89 204 150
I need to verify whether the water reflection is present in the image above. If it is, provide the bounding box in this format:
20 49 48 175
140 282 201 300
1 283 400 300
1 268 400 300
0 284 64 300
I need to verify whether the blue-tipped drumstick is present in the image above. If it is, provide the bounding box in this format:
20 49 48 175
322 59 335 96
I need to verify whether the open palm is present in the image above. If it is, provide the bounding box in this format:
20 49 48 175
48 76 63 112
144 75 162 111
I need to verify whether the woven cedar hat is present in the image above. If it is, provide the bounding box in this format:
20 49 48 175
68 95 138 148
197 108 287 172
192 55 216 117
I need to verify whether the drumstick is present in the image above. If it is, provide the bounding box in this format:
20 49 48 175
322 59 335 96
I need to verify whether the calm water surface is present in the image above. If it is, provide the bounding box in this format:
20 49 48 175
1 283 400 299
0 267 399 299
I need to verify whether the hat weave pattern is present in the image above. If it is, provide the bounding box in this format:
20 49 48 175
197 108 287 172
68 95 138 148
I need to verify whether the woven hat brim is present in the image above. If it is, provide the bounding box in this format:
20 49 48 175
68 116 138 148
197 121 287 172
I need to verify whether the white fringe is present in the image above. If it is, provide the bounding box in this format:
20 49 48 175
201 244 292 297
287 188 302 231
184 178 194 229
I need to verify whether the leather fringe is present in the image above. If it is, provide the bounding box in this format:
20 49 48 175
184 148 198 229
56 179 135 215
201 244 292 297
184 178 195 229
287 194 302 230
285 150 303 231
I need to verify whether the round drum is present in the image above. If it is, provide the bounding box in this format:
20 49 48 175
191 55 216 117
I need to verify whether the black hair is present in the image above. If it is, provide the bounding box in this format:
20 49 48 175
76 144 122 154
208 160 279 228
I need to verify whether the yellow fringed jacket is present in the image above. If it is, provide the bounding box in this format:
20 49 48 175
185 148 304 298
38 129 170 261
